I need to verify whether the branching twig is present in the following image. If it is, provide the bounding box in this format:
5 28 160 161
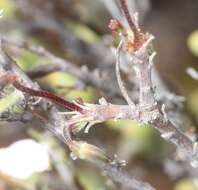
0 41 155 190
2 0 197 168
1 1 198 189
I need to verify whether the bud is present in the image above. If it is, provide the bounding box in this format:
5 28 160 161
108 19 124 34
123 39 135 53
71 141 108 163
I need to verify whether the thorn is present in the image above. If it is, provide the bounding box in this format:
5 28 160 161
99 97 108 105
84 121 99 133
161 104 168 122
148 52 156 70
58 111 77 115
31 97 42 106
136 35 154 55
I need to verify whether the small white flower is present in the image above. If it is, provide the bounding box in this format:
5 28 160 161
0 139 50 179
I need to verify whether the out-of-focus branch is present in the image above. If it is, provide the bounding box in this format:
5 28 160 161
15 0 114 67
3 37 122 97
103 164 155 190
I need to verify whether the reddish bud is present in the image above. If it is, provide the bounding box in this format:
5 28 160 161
108 19 123 33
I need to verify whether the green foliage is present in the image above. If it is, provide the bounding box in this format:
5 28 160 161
0 0 16 19
66 19 100 43
77 170 107 190
107 120 163 156
15 51 45 71
0 87 24 113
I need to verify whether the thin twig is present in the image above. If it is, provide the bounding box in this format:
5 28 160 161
116 39 136 107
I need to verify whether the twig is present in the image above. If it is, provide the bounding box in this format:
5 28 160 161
116 39 136 107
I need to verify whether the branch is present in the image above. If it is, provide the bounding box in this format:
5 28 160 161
1 1 197 188
0 41 155 190
3 37 122 97
116 0 198 166
3 6 198 168
58 1 198 167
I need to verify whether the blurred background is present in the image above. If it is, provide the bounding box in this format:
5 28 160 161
0 0 198 189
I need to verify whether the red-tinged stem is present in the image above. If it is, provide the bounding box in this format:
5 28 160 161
119 0 141 44
12 81 83 113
